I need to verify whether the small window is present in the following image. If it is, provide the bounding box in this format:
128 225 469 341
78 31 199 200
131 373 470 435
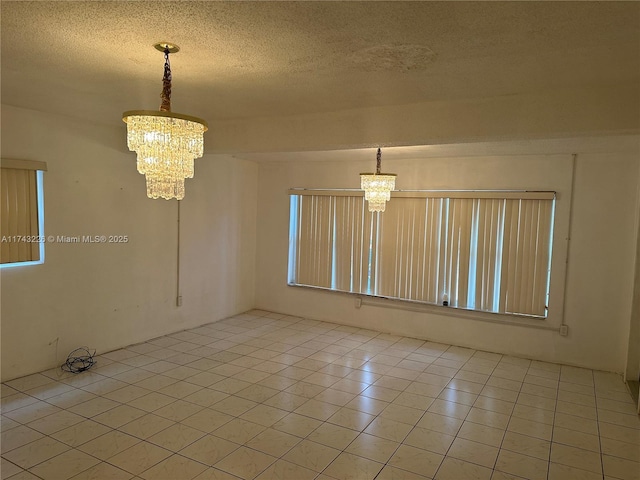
288 189 555 318
1 159 47 268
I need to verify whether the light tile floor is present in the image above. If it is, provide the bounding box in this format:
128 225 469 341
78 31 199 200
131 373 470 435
1 310 639 480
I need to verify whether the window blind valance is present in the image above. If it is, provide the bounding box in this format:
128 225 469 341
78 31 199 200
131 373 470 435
288 189 555 200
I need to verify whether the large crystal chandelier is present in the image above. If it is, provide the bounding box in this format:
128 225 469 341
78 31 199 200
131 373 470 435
360 148 396 212
122 43 207 200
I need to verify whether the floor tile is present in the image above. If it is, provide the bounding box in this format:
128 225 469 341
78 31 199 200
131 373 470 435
375 465 431 479
1 425 44 453
1 415 22 432
3 311 640 480
602 454 640 480
323 451 384 480
70 462 133 480
210 396 257 417
126 392 176 412
117 413 175 439
601 436 640 462
29 448 100 480
50 419 111 447
344 432 400 463
4 401 61 424
272 412 323 437
212 418 266 444
599 421 640 444
507 415 552 441
92 404 146 428
405 381 444 398
466 407 510 429
1 457 22 478
138 454 208 480
282 439 340 473
438 387 478 406
474 395 515 415
428 398 472 419
447 437 499 468
4 471 41 480
254 459 317 480
403 426 455 455
285 381 326 399
182 388 229 408
1 393 41 414
511 403 554 425
490 469 528 479
379 403 424 426
295 398 342 421
555 400 597 420
434 456 492 480
239 404 289 427
550 442 603 474
245 428 302 457
103 385 149 403
548 462 604 480
344 395 388 415
307 422 359 450
388 444 444 477
495 449 549 480
108 441 172 476
2 436 69 469
553 425 601 452
181 408 234 433
417 412 463 436
553 411 598 435
78 430 140 460
153 399 203 422
179 434 239 466
71 397 120 418
500 431 550 460
25 410 85 435
363 416 413 442
457 420 505 447
326 407 375 431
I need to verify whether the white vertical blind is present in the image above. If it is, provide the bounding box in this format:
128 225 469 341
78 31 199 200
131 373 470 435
332 196 371 292
444 198 474 308
472 199 505 312
500 199 553 316
289 190 555 318
1 168 40 263
295 195 334 288
376 197 445 303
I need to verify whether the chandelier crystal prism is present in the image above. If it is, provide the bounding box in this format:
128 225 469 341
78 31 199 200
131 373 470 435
360 148 396 212
122 43 207 200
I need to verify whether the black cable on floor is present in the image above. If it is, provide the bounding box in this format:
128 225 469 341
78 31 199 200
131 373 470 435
61 347 96 374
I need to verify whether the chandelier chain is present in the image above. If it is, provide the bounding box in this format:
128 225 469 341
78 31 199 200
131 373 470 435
376 148 382 174
160 47 172 112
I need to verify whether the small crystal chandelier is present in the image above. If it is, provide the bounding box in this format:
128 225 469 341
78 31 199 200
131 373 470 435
360 148 396 212
122 43 208 200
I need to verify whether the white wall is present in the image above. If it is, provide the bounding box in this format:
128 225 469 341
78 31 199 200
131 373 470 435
255 147 639 372
0 105 258 381
210 84 639 154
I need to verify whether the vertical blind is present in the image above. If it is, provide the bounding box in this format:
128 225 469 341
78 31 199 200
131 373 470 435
1 159 47 264
289 190 555 318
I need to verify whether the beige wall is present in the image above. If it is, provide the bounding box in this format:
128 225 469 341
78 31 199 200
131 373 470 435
209 84 639 153
1 102 637 379
0 105 258 381
255 148 639 372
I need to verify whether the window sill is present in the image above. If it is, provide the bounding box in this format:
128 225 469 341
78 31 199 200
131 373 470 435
288 283 561 333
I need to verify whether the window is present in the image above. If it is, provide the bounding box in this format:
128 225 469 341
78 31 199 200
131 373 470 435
288 189 555 318
1 159 47 267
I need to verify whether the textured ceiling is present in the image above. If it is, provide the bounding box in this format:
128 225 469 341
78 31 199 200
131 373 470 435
2 1 639 148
